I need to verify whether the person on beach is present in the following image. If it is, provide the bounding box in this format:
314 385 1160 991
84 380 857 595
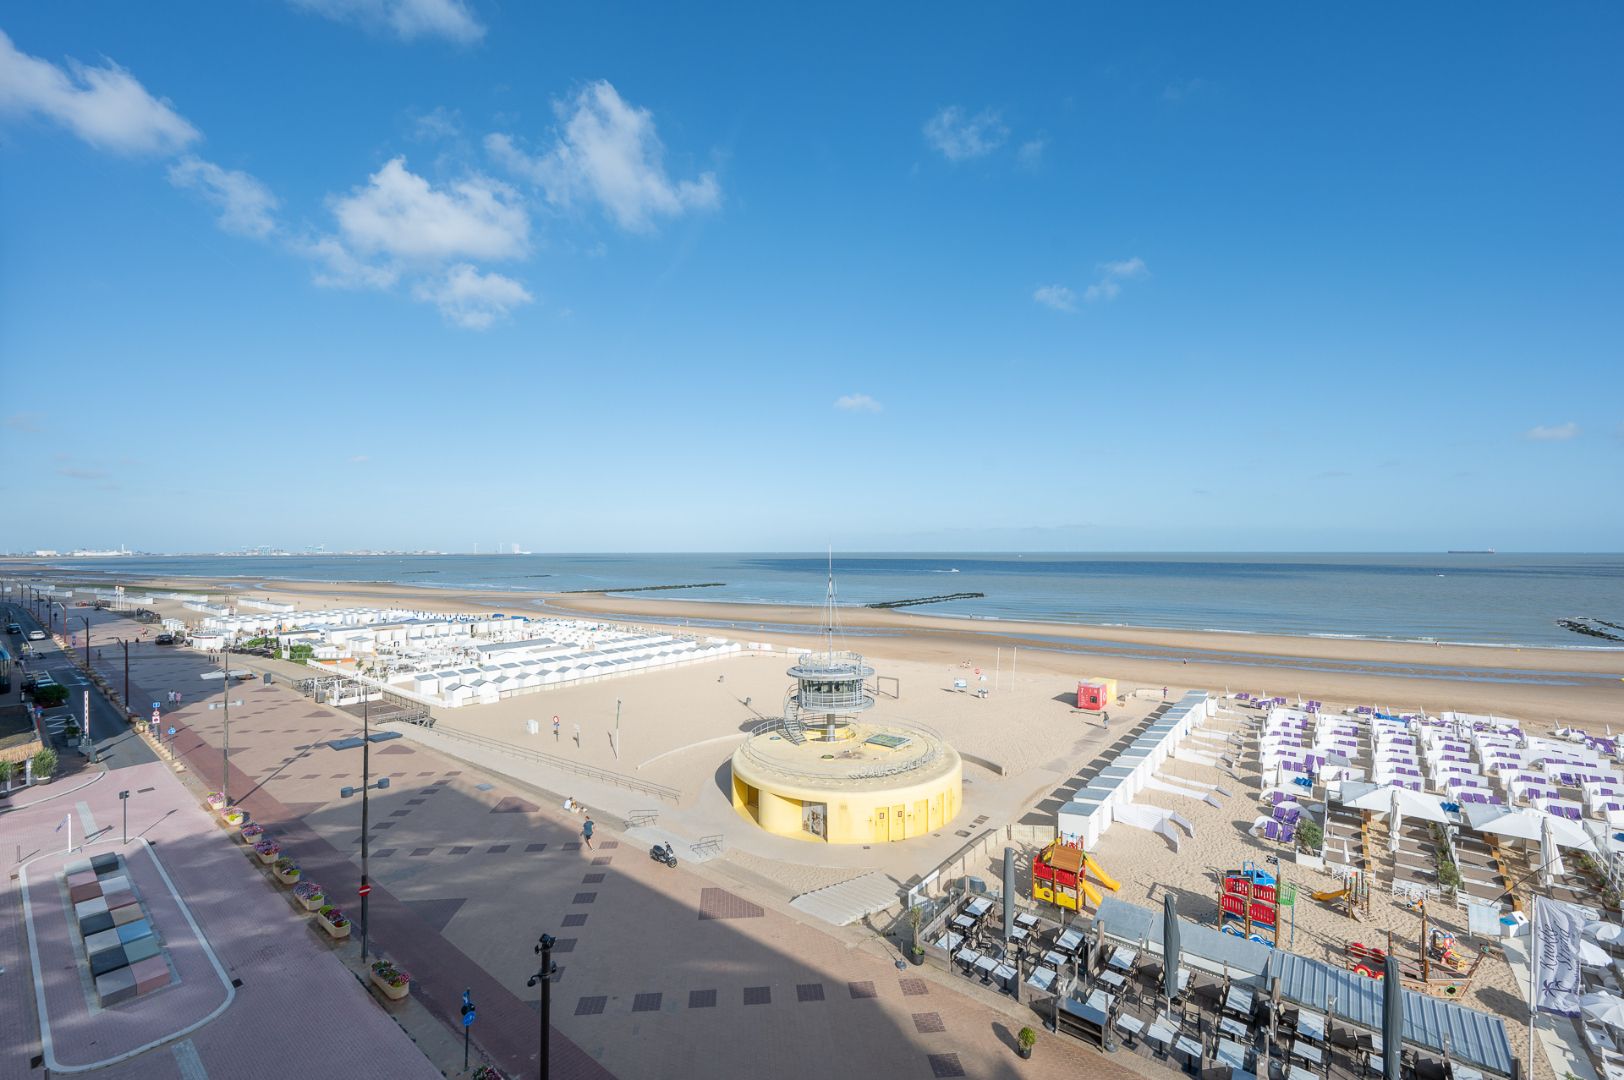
1161 686 1168 700
574 722 580 747
1102 712 1110 732
553 718 560 741
581 816 594 849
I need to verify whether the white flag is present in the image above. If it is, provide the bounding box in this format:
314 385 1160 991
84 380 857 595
1535 896 1594 1016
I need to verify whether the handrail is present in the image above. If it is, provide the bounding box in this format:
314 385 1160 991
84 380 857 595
426 724 681 802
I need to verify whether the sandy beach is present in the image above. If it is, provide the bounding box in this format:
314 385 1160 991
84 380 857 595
56 569 1619 728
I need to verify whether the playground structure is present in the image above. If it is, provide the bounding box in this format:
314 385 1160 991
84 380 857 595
1310 867 1372 918
1031 839 1121 912
1343 900 1485 999
1219 863 1280 947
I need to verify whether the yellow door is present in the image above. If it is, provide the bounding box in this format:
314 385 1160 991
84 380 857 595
876 807 888 842
893 804 907 841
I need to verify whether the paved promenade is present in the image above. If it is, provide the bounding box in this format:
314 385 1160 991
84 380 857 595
54 608 1144 1080
0 759 442 1080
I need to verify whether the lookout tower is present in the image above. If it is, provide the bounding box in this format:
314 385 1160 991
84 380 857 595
728 558 962 844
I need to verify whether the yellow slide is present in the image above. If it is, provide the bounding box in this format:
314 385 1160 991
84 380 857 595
1079 879 1104 907
1083 855 1121 893
1312 887 1349 903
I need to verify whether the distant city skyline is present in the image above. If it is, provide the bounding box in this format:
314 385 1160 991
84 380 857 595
1 6 1620 552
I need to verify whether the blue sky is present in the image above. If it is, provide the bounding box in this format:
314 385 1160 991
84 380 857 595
1 3 1620 553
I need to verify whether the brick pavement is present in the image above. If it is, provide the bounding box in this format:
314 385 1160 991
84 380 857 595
0 759 441 1080
78 618 1151 1080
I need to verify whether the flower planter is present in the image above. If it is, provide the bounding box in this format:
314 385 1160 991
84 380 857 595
316 908 351 939
206 792 226 811
273 863 301 886
222 810 246 828
298 891 326 912
254 841 281 865
240 825 264 845
370 969 411 1000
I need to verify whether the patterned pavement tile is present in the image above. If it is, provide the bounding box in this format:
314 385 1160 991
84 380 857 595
848 981 878 999
912 1012 945 1034
491 796 539 813
927 1053 966 1078
409 847 434 857
487 844 510 854
597 841 619 849
900 978 929 996
551 938 577 953
796 983 825 1003
699 888 764 921
449 845 472 855
575 996 607 1017
743 986 771 1006
688 989 716 1009
572 893 597 904
525 843 548 853
582 873 605 884
561 913 588 927
373 848 396 858
591 856 612 866
632 992 662 1013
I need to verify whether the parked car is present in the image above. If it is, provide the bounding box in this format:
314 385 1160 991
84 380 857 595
5 623 20 635
155 633 175 645
27 629 45 641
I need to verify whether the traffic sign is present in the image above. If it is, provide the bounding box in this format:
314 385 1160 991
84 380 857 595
462 1007 476 1027
152 702 161 712
358 883 373 896
152 709 161 724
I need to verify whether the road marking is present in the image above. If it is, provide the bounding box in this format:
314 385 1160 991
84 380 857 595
172 1039 209 1080
76 801 98 839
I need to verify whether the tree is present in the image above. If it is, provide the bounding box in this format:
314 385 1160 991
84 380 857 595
32 683 68 707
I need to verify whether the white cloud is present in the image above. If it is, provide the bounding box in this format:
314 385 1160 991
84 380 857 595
922 106 1008 162
1033 284 1077 313
412 263 533 329
486 81 719 233
293 235 400 290
348 454 370 464
410 105 461 140
1524 422 1579 442
0 29 198 155
330 156 529 261
834 393 883 413
289 0 485 44
168 156 279 238
1016 138 1045 170
1084 256 1149 302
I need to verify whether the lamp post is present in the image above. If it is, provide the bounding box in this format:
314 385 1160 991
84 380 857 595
74 615 91 671
205 651 244 804
527 932 559 1080
119 789 130 843
337 686 389 962
113 636 130 705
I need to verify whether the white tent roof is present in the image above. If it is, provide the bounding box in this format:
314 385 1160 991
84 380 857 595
1344 784 1450 823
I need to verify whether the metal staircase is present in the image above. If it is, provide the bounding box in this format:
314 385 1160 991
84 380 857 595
780 698 806 744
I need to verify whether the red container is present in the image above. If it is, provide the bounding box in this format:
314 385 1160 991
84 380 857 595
1077 682 1106 711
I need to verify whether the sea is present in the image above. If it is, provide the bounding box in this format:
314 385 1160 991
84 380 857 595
16 552 1624 650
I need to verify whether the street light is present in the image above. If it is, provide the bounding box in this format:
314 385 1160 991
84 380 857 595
113 636 131 706
119 789 130 843
204 650 245 805
74 614 91 670
332 685 394 963
527 932 559 1080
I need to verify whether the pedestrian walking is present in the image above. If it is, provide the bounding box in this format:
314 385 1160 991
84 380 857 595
581 815 594 849
1102 712 1110 732
175 692 182 708
552 718 560 741
1161 686 1168 700
573 722 580 748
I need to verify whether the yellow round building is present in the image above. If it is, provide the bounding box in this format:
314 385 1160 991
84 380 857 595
728 648 962 843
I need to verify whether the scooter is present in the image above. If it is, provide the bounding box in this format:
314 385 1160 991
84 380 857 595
649 841 677 868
